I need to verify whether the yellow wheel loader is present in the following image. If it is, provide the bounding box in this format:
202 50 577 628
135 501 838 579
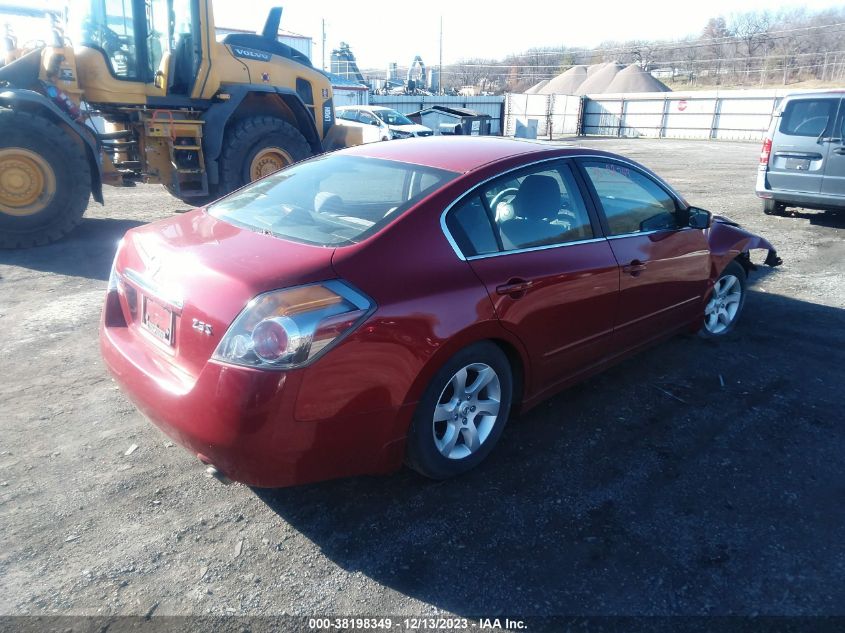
0 2 337 248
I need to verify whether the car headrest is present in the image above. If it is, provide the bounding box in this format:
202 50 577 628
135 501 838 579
314 192 344 214
514 175 560 221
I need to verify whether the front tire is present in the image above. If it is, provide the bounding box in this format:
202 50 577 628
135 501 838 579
406 342 513 480
218 116 312 196
699 260 747 338
0 109 91 248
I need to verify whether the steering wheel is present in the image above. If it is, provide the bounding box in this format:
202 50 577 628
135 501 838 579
793 116 827 136
489 187 519 211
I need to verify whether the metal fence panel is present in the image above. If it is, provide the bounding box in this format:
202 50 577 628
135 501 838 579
504 88 825 142
550 94 581 137
582 99 624 136
712 97 779 141
663 97 717 139
504 94 551 137
619 98 665 138
370 95 505 134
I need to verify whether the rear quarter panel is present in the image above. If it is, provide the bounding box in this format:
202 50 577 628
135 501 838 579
312 172 534 439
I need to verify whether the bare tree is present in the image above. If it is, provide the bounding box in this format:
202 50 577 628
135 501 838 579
730 11 773 79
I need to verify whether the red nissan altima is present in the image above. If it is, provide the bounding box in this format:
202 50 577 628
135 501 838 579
100 137 781 487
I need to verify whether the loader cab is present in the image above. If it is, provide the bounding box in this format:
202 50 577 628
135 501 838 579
67 0 203 97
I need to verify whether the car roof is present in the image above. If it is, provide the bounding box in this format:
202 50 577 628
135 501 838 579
782 90 845 100
337 136 607 174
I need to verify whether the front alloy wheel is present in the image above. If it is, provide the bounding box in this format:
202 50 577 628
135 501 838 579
701 260 747 337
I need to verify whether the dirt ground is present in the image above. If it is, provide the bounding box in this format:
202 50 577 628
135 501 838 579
0 138 843 621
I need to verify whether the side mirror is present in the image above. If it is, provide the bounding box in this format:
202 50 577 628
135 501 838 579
688 206 712 230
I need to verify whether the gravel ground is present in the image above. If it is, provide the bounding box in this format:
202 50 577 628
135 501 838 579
0 138 843 620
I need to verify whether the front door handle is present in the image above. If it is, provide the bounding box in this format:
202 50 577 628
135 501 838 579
496 278 533 297
622 260 648 276
834 147 845 155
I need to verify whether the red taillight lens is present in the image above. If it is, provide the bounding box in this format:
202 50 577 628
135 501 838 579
252 318 291 362
213 281 373 370
760 138 772 165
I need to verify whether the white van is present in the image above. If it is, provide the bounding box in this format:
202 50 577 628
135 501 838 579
335 106 433 143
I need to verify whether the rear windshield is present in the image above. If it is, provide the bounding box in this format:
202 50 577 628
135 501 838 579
208 155 457 246
779 99 837 137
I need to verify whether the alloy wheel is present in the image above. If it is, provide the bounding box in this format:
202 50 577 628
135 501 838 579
432 362 501 460
704 274 743 334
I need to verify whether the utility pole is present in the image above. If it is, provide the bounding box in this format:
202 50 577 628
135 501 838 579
322 19 326 72
438 16 443 95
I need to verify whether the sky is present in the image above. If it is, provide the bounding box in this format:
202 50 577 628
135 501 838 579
214 0 845 69
4 0 843 70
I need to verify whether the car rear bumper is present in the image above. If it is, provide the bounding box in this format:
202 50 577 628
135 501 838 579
756 170 845 210
100 318 406 488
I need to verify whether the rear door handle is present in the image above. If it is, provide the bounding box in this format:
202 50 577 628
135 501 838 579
496 278 533 297
622 260 648 276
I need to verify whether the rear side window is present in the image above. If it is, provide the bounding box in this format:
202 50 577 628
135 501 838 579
445 196 499 257
582 161 678 235
779 99 837 137
209 155 457 246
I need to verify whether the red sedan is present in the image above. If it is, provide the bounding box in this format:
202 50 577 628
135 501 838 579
100 137 781 487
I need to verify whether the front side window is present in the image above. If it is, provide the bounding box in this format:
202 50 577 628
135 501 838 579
68 0 141 79
483 162 594 251
358 112 379 125
444 161 594 257
209 155 457 246
780 99 837 137
582 161 678 235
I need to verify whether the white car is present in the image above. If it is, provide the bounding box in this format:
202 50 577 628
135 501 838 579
335 106 433 143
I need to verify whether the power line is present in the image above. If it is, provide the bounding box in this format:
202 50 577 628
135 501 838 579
442 47 845 69
493 20 845 60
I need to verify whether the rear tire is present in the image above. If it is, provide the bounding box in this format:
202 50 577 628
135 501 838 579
762 199 786 216
217 116 312 196
406 342 513 480
0 109 91 248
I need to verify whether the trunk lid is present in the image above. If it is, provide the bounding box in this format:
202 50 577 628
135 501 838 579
112 209 336 378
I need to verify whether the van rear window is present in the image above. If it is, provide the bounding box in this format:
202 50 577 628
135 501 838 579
779 99 837 137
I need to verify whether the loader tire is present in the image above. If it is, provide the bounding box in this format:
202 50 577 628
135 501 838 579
217 116 312 196
0 109 91 248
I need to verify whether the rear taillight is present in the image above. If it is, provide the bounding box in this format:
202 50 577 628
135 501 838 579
104 243 128 327
213 280 373 370
107 243 122 292
760 138 772 165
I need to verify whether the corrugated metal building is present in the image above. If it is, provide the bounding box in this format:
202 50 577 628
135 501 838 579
322 72 369 107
